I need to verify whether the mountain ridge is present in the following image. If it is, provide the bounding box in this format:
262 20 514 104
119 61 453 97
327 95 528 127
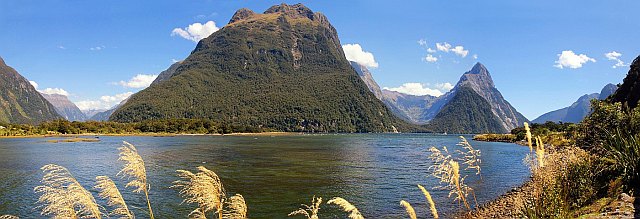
533 83 618 124
41 93 87 121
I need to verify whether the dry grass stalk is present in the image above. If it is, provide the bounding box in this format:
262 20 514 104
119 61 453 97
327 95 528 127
94 176 133 219
428 146 453 185
35 164 102 219
417 184 438 219
399 200 416 219
173 166 226 218
223 194 248 219
288 196 321 219
536 137 545 168
327 197 363 219
117 141 154 219
524 122 533 152
456 136 482 178
188 208 207 219
449 160 471 210
0 215 19 219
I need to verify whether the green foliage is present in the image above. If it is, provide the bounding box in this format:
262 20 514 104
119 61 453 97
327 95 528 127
111 10 409 133
0 118 266 136
601 130 640 193
428 86 506 134
578 100 640 148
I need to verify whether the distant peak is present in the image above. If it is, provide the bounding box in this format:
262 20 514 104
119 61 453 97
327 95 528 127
228 8 256 24
264 3 315 20
469 62 488 74
0 56 5 66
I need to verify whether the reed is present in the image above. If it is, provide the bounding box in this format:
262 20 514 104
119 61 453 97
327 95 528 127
117 141 154 219
536 137 545 168
327 197 363 219
399 200 416 219
457 136 482 178
417 184 438 219
173 166 226 219
0 215 19 219
94 176 133 219
524 122 533 152
288 196 321 219
223 194 248 219
188 208 207 219
449 160 471 210
428 146 453 185
34 164 102 219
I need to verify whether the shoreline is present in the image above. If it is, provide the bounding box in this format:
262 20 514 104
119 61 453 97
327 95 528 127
0 132 301 139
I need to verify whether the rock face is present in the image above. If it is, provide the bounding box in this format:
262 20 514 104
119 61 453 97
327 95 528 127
610 55 640 108
350 61 382 99
533 83 618 124
111 3 407 132
0 56 61 124
41 93 87 121
381 90 436 124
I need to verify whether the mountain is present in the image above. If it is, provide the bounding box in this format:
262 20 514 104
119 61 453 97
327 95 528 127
89 97 130 121
428 86 507 133
350 61 382 99
111 3 408 132
82 109 105 118
151 60 182 85
0 56 61 124
380 90 436 123
610 55 640 108
533 83 618 124
41 93 87 121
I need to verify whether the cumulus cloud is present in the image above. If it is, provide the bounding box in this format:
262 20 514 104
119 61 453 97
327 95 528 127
423 54 438 63
171 21 220 42
554 50 596 69
29 81 39 89
450 46 469 57
342 43 379 68
75 92 133 110
432 42 470 57
427 48 436 53
118 74 158 88
383 82 453 97
41 88 69 96
605 51 625 68
436 42 452 52
417 39 427 46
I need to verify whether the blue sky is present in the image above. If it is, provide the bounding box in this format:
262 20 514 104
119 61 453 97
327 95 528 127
1 0 638 119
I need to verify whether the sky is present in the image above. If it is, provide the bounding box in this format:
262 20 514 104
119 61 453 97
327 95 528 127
1 0 638 119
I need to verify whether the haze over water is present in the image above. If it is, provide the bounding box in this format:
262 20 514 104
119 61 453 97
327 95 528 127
0 134 529 218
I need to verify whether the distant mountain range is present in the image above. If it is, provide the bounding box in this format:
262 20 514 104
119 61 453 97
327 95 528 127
111 3 410 132
41 93 87 121
532 83 618 124
89 97 130 121
0 56 61 124
355 62 528 133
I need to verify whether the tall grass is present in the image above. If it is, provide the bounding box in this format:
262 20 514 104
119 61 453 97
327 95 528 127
173 166 226 219
0 216 19 219
117 141 154 219
326 197 364 219
399 200 416 219
525 122 533 152
288 196 321 219
34 164 102 218
223 194 248 219
417 184 438 219
94 176 133 219
603 129 640 191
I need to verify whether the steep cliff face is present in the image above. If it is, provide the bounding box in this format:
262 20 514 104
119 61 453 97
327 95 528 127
41 93 87 121
351 61 383 99
610 55 640 108
111 3 408 132
0 56 61 124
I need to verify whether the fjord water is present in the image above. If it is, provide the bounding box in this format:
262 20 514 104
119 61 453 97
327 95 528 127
0 134 529 218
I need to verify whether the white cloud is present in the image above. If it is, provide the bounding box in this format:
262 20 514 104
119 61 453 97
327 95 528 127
427 48 436 53
342 43 379 68
75 92 133 110
605 51 625 68
118 74 158 88
29 81 38 89
417 39 427 46
90 46 105 51
473 54 478 59
434 82 454 91
554 50 596 69
57 46 66 50
383 82 453 97
436 42 452 52
171 21 220 42
41 88 69 96
450 46 469 57
423 54 438 63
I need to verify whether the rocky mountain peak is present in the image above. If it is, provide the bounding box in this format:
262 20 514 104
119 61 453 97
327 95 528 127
610 55 640 108
457 62 495 88
228 8 256 24
599 83 618 100
264 3 315 19
0 56 5 66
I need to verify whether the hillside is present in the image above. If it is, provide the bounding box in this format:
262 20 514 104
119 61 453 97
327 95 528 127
111 3 409 132
0 57 61 124
427 85 506 134
610 55 640 108
41 93 87 121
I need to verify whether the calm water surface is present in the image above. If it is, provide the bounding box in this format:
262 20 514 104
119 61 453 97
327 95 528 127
0 134 529 218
